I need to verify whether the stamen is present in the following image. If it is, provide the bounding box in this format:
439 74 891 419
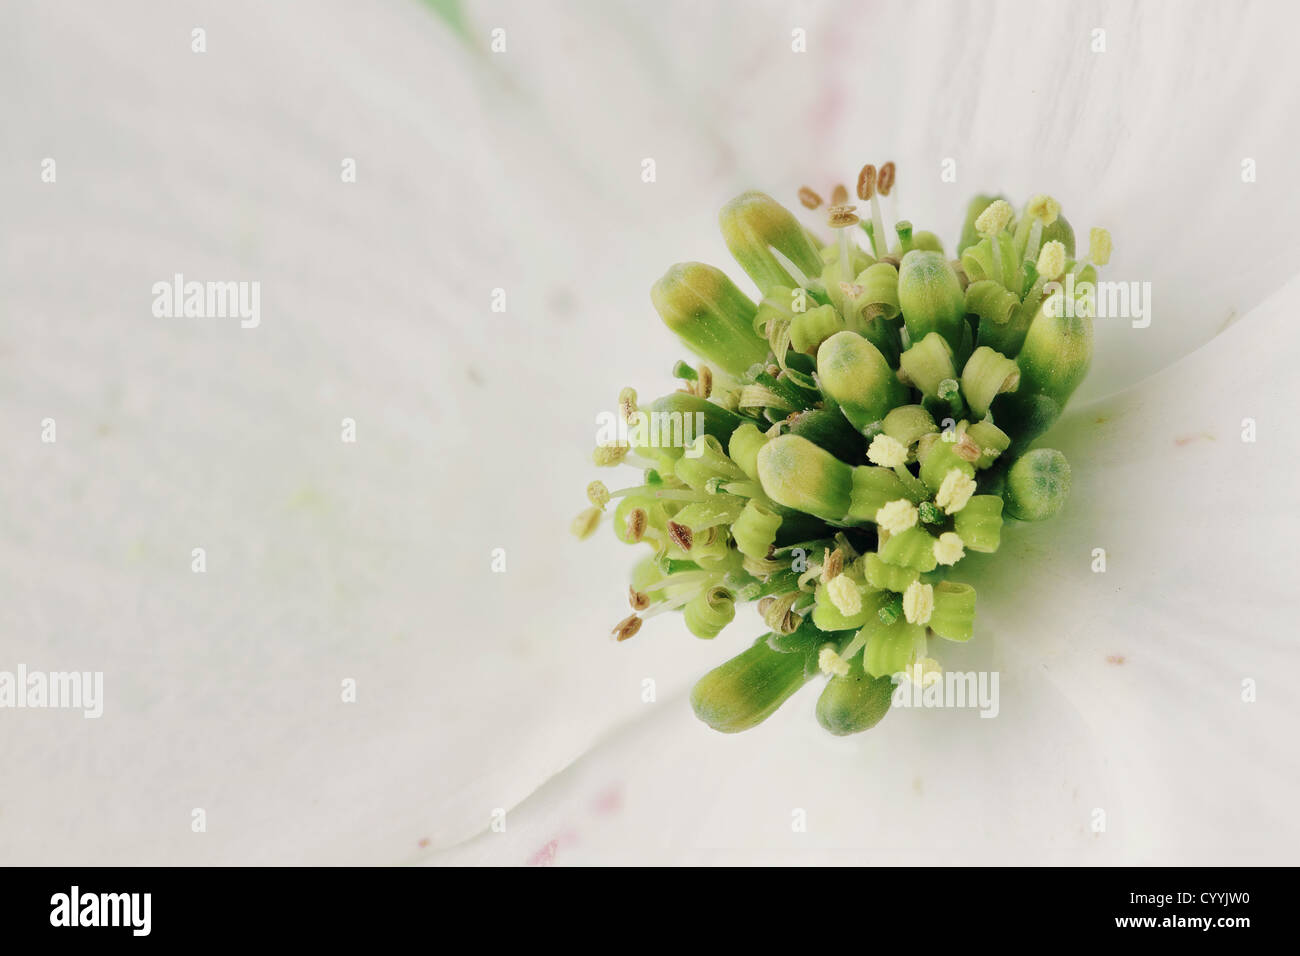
626 508 648 542
902 580 934 625
798 186 823 210
818 645 851 678
628 587 651 611
830 183 849 205
875 498 919 534
933 531 965 566
1088 227 1112 266
667 521 694 551
612 614 642 641
857 163 891 258
867 434 909 468
571 506 601 540
696 364 713 399
821 547 845 582
618 386 638 423
975 199 1013 285
935 469 977 514
592 443 631 467
587 480 611 509
827 574 862 615
827 203 860 287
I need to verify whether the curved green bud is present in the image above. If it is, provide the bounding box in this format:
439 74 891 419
727 422 769 480
930 581 976 642
965 279 1021 355
731 499 782 560
785 407 867 464
684 586 736 639
961 346 1020 419
811 580 878 631
673 435 747 491
918 439 976 494
899 332 957 400
911 231 945 255
953 495 1003 552
756 434 853 521
957 194 1006 255
994 308 1093 451
789 303 845 354
898 251 966 350
690 626 820 733
878 527 939 572
842 263 903 364
1003 448 1071 521
960 234 1019 291
847 466 909 521
719 191 824 294
647 392 744 447
965 419 1010 469
651 263 769 376
882 404 937 449
861 616 925 678
816 655 894 735
863 552 919 593
816 331 906 431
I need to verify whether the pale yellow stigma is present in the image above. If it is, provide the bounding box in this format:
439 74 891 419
1036 239 1067 281
570 506 601 540
975 199 1013 237
903 581 934 625
875 498 918 534
826 574 862 616
586 480 611 509
867 433 909 468
592 443 630 467
935 469 977 514
933 531 965 566
904 656 942 686
819 645 850 678
1089 227 1112 266
1026 194 1060 225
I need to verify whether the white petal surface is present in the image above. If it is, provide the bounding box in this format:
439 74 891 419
433 273 1300 865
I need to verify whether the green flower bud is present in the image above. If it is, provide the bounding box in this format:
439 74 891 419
674 435 747 491
881 404 937 448
953 495 1003 552
861 616 926 678
899 332 957 401
960 234 1020 291
1003 448 1071 521
788 302 845 354
651 262 769 376
897 250 967 351
816 655 895 735
961 346 1020 419
690 626 820 733
929 581 976 642
684 586 736 639
965 419 1010 469
727 422 769 480
812 580 878 631
965 280 1021 355
756 434 853 521
731 499 782 560
785 407 867 464
719 191 824 294
910 230 945 255
918 439 976 494
878 526 939 572
994 308 1093 451
957 194 1006 255
842 263 903 364
847 466 909 521
647 392 745 447
816 331 906 431
862 552 919 593
1040 212 1075 259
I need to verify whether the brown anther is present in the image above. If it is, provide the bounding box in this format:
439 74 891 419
954 433 982 463
877 161 896 196
612 614 643 642
856 164 877 201
757 596 776 616
628 587 650 611
830 184 849 205
626 508 648 542
798 186 823 210
827 204 860 229
953 260 970 291
667 521 693 551
879 254 900 267
696 365 713 399
823 547 844 581
618 388 637 424
765 364 780 377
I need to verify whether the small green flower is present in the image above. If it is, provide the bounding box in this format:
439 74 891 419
578 164 1109 735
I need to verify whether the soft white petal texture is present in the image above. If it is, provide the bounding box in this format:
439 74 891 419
2 0 1298 865
434 272 1300 865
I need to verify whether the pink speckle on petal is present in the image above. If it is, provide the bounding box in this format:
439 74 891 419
417 837 430 849
528 840 558 866
592 786 623 816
